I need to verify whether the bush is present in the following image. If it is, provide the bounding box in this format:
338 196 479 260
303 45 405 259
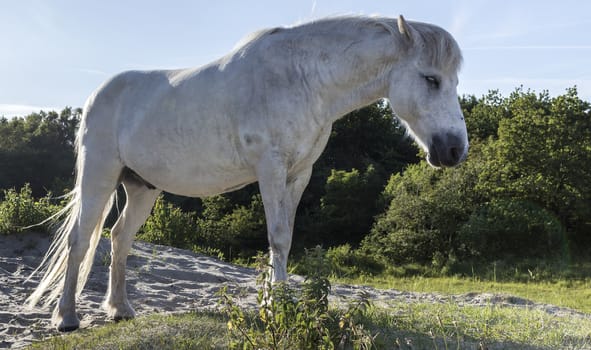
138 195 198 249
291 245 383 279
139 194 267 261
361 228 440 266
314 165 385 247
219 251 374 349
325 244 384 277
361 158 483 267
0 184 60 234
457 199 566 260
197 194 267 260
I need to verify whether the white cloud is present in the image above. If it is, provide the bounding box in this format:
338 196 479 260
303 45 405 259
0 104 59 118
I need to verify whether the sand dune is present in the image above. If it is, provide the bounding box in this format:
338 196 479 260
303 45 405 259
1 232 589 349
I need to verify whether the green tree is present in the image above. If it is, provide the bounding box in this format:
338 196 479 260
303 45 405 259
319 101 419 172
0 107 80 196
461 90 508 141
295 102 420 250
197 194 267 260
479 87 591 246
457 198 565 260
310 165 384 247
361 146 485 266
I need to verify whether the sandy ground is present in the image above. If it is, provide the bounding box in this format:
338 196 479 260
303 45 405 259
1 232 589 349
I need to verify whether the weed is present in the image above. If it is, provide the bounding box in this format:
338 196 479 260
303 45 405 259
219 249 375 349
0 184 60 234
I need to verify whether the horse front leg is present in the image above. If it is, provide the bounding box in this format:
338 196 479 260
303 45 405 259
257 152 313 282
256 152 292 282
285 167 313 239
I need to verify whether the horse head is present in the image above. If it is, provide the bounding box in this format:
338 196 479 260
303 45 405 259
388 15 468 167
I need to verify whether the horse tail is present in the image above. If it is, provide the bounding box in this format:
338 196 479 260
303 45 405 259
25 187 115 309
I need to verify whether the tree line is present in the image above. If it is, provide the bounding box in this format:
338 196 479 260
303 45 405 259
1 87 589 275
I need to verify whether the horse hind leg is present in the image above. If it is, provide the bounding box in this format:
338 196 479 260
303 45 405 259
55 177 120 331
104 177 160 321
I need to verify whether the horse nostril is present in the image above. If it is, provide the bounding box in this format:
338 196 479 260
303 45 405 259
428 134 467 167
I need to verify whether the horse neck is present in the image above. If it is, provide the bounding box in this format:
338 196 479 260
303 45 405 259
305 33 404 123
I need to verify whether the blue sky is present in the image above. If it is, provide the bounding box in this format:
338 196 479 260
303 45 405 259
1 0 590 117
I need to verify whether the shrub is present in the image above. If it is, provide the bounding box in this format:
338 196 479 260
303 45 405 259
361 228 440 266
325 244 384 277
139 194 267 261
314 165 385 247
360 144 490 269
138 195 198 249
291 245 383 279
0 184 59 234
197 194 267 260
457 199 566 260
219 251 374 349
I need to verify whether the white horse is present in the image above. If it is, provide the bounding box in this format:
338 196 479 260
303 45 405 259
26 15 467 331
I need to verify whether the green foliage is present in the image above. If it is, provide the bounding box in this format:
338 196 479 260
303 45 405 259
0 107 80 196
325 244 384 278
362 153 483 268
320 102 419 172
197 194 267 260
479 87 591 247
458 199 566 260
354 87 591 273
139 194 266 260
0 184 59 234
3 89 591 273
312 165 384 246
461 90 508 140
291 245 384 280
138 195 198 249
219 250 374 350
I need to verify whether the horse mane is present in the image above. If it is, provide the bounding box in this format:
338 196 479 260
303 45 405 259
409 21 463 73
229 15 463 74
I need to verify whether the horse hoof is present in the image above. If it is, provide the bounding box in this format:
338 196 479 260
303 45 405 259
113 315 134 322
57 324 79 332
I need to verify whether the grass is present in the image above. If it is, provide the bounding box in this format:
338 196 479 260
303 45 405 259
26 259 591 349
28 312 230 350
28 301 591 350
335 275 591 314
365 301 591 349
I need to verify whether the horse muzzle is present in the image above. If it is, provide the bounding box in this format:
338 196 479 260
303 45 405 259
427 133 468 167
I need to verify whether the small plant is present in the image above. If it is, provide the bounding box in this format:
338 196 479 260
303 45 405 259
138 195 198 248
0 184 60 235
219 250 375 349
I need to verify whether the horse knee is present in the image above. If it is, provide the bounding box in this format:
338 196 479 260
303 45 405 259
268 226 291 255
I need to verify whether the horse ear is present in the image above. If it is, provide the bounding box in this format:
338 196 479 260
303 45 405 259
397 15 413 41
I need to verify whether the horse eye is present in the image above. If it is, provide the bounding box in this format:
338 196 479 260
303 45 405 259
424 75 440 89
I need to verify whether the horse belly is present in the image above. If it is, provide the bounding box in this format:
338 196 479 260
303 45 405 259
125 149 256 197
119 118 257 197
